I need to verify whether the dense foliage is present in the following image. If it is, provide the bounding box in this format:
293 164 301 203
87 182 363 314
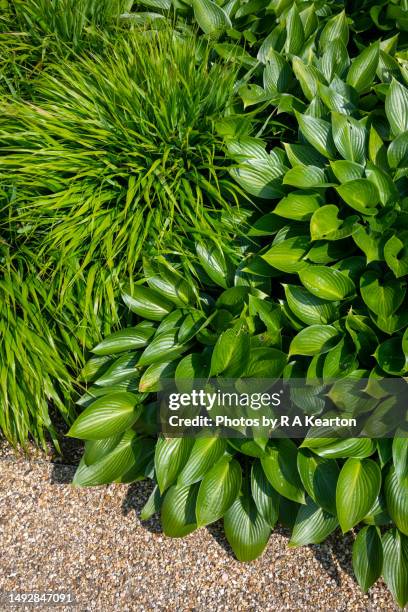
2 0 408 604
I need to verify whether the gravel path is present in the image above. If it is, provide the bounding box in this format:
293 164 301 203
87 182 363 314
0 453 398 611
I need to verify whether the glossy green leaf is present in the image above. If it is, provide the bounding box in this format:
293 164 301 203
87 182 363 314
91 323 156 356
336 179 379 214
299 265 355 300
192 0 231 36
385 466 408 536
68 392 141 440
331 113 367 164
262 236 310 273
122 285 173 320
297 449 339 514
273 191 321 221
224 494 271 561
178 438 227 486
352 526 383 592
196 457 242 527
336 458 381 532
261 439 305 504
284 284 338 326
72 430 142 486
161 483 199 537
360 271 406 317
296 113 336 159
210 327 250 377
385 78 408 136
346 42 379 93
289 324 341 356
289 497 338 546
382 529 408 608
251 460 280 527
155 437 194 493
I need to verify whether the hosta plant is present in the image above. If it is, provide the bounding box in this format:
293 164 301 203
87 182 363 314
69 241 408 606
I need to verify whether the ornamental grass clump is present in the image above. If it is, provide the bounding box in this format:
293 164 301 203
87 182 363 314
68 7 408 606
1 29 245 301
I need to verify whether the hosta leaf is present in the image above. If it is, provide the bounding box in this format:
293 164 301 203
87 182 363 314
346 42 379 93
146 259 195 306
224 494 271 561
238 84 269 108
318 82 355 115
365 163 398 206
262 236 310 273
336 179 379 214
385 466 408 536
292 57 322 102
284 284 338 326
283 142 326 167
155 437 194 493
352 526 383 592
139 360 178 392
161 483 199 537
93 353 139 386
336 458 381 532
122 285 173 320
369 125 388 169
273 191 321 221
210 327 250 377
261 439 305 504
178 438 227 486
384 235 408 278
91 323 155 356
296 113 336 159
331 113 367 164
304 438 376 459
178 309 207 343
72 430 142 486
289 324 341 356
297 449 339 514
374 337 407 375
299 265 355 300
385 78 408 136
363 493 391 526
175 353 210 385
360 271 406 317
330 160 364 183
382 529 408 608
83 434 122 466
289 497 338 546
192 0 231 36
320 39 350 82
310 204 356 241
283 165 327 188
230 159 285 199
393 437 408 480
196 457 242 526
140 485 162 521
263 50 293 95
243 347 287 378
353 227 386 263
388 134 408 173
196 241 233 288
319 10 349 50
68 392 142 440
285 4 304 55
322 337 358 380
251 460 280 527
138 330 190 367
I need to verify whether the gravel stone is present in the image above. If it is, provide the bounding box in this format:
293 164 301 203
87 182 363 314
0 453 399 611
